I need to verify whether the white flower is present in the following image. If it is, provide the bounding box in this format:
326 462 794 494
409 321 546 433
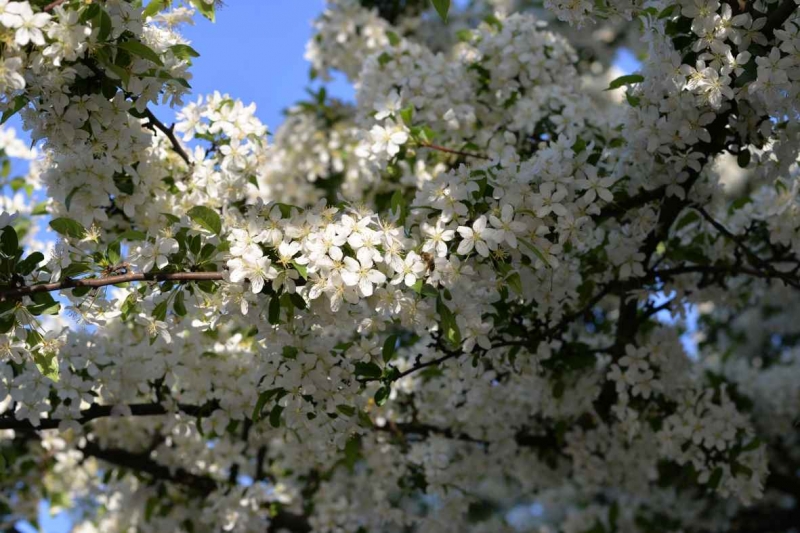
0 210 18 228
374 90 403 120
227 255 278 294
421 220 455 258
341 256 386 297
9 1 50 46
369 122 408 157
0 56 25 92
488 205 527 248
133 238 179 273
456 216 495 257
390 252 426 287
135 313 172 344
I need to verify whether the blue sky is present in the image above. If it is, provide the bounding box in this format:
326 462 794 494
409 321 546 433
153 0 354 128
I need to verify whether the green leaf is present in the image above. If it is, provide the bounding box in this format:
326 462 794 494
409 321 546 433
252 393 269 422
737 148 751 168
107 240 121 265
608 502 619 529
187 206 222 235
506 272 523 295
31 201 48 216
1 226 18 257
143 0 167 19
354 361 382 380
117 40 164 66
431 0 450 22
17 252 44 275
386 31 401 46
268 404 284 428
27 300 60 316
606 74 644 91
1 95 28 125
152 300 168 322
742 437 762 452
658 4 677 18
336 404 356 417
282 346 298 360
343 435 361 470
382 334 399 363
169 44 200 60
707 467 723 490
268 294 281 325
173 290 187 316
292 261 308 280
519 238 548 265
80 3 101 23
731 462 753 478
399 106 414 126
374 386 390 406
49 218 87 239
61 262 91 279
33 351 59 382
190 0 215 21
117 230 148 242
95 7 112 42
65 185 84 211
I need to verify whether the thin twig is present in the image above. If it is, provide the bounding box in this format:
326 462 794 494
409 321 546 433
0 271 223 301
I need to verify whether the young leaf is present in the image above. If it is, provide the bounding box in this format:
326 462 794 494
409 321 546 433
1 227 18 257
268 404 284 428
169 44 201 60
190 0 215 21
143 0 167 18
117 40 165 66
383 334 399 363
606 74 645 91
431 0 451 22
374 386 390 406
354 361 382 380
1 95 28 125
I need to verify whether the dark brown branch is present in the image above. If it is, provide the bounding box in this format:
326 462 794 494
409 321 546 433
79 440 311 532
0 271 223 301
0 401 218 430
694 207 800 289
81 440 218 493
143 108 192 166
597 185 668 222
762 0 798 39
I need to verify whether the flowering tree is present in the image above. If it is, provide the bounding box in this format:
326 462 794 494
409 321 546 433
0 0 799 530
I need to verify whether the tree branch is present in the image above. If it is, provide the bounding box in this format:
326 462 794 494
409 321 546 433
762 0 798 39
0 271 223 301
0 401 219 430
143 108 192 166
78 440 312 532
694 207 800 289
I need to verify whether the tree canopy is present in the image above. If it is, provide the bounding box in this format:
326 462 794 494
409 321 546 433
1 0 800 531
